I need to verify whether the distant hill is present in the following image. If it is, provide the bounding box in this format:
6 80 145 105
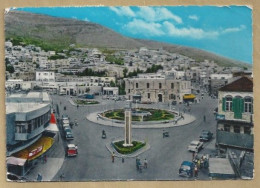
5 10 251 68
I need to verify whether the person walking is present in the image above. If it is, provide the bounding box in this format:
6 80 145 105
112 152 115 163
203 115 206 122
44 155 47 163
60 173 65 181
144 158 148 169
197 159 201 169
136 157 140 170
194 165 198 178
37 173 42 181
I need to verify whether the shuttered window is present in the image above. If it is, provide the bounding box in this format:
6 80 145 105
233 97 244 119
225 97 232 111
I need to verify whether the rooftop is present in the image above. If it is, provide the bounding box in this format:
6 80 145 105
219 76 253 92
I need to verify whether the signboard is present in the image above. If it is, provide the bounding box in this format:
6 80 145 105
28 146 43 158
216 114 225 120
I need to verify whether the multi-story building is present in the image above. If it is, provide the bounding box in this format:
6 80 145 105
124 74 191 103
35 70 55 82
6 92 59 176
216 76 254 153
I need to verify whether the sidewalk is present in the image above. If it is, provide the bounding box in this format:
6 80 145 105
86 111 196 129
24 128 65 181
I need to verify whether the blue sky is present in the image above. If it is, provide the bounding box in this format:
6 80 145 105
16 6 252 64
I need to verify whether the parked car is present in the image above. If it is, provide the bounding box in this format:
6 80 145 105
63 123 70 130
213 107 218 115
62 115 69 120
66 144 78 157
62 119 70 125
199 130 213 141
171 101 177 105
65 128 74 140
178 161 195 177
187 140 204 152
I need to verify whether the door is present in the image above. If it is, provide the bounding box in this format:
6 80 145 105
158 94 163 102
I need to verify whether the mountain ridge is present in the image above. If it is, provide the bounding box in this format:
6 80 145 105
5 10 251 68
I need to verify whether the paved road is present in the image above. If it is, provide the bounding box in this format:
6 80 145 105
50 93 217 181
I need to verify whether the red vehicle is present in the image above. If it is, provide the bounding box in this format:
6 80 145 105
66 144 78 157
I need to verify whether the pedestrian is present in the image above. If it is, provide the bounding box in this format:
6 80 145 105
122 158 124 163
194 165 198 177
192 152 195 161
44 155 47 163
77 104 79 109
60 173 65 181
203 115 206 122
97 115 99 121
136 157 140 170
112 152 115 163
197 159 201 169
144 158 148 169
37 173 42 181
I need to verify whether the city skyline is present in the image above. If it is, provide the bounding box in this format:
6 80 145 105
15 6 252 64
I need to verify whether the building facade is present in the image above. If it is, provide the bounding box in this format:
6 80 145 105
216 77 254 153
36 70 55 82
124 74 191 103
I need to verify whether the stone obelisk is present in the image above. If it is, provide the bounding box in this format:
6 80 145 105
123 101 133 147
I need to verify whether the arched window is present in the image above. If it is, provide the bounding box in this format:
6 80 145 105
244 97 253 113
225 96 233 111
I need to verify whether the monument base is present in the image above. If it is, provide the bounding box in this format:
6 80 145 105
123 143 133 147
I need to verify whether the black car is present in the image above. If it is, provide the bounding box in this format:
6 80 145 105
64 128 74 140
199 130 213 141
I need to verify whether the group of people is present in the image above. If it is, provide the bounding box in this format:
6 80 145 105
136 157 148 173
192 153 209 177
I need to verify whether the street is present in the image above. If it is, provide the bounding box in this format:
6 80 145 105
51 93 217 181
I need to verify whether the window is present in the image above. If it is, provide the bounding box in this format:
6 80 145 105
148 93 150 99
224 124 230 132
234 126 240 133
244 97 253 113
159 83 162 89
136 83 138 88
244 127 251 135
225 96 233 111
147 83 150 88
171 83 174 89
128 89 130 93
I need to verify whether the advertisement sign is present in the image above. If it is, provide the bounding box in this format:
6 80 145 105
28 146 43 158
216 114 225 120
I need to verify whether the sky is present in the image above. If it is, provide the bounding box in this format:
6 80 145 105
16 6 252 64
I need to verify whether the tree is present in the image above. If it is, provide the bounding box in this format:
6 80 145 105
6 65 14 73
123 68 128 78
110 81 116 87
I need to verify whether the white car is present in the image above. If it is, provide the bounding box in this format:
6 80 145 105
187 140 204 152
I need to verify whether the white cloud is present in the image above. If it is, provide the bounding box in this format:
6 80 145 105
109 6 182 24
137 7 182 24
222 25 246 34
125 19 165 36
109 7 136 17
188 15 199 21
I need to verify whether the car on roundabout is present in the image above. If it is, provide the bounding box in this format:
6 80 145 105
66 144 78 157
178 161 194 177
187 140 203 153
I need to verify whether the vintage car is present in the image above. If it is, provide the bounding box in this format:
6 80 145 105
199 130 213 141
64 128 74 140
66 144 78 157
178 161 194 177
187 140 204 152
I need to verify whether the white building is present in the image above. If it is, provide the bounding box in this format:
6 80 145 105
36 71 55 82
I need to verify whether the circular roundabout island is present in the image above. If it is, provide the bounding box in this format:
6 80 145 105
102 108 175 122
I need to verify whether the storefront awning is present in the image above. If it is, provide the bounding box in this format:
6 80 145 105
6 157 27 166
183 94 196 99
13 136 54 161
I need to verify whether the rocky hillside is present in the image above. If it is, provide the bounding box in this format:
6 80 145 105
5 10 250 68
